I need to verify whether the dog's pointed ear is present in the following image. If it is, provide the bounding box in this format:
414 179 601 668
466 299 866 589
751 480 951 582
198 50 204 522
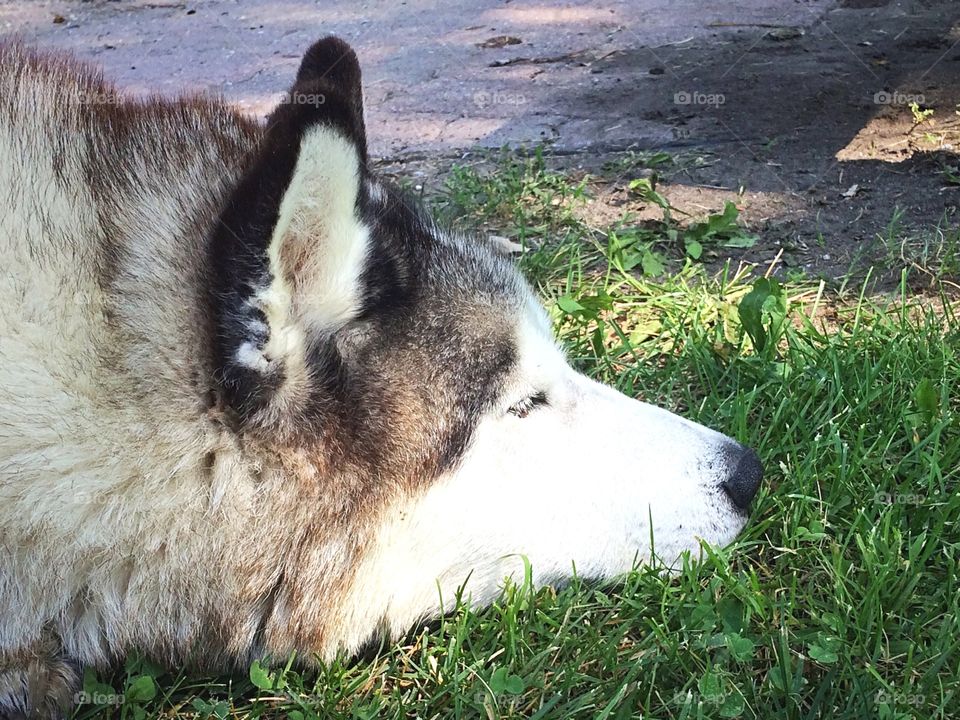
208 37 371 432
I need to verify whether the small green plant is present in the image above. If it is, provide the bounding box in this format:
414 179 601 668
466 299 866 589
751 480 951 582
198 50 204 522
880 209 960 284
605 227 667 277
628 176 756 260
488 666 526 696
737 276 787 356
628 175 674 223
602 149 675 174
910 101 934 125
76 655 161 720
439 146 588 237
941 162 960 186
682 200 758 256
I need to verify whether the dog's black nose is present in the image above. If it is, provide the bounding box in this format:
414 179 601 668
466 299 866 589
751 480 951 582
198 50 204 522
721 445 763 510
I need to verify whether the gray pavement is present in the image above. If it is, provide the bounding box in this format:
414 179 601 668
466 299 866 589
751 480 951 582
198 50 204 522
2 0 841 157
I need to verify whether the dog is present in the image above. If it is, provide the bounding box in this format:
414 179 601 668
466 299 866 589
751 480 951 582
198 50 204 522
0 37 762 718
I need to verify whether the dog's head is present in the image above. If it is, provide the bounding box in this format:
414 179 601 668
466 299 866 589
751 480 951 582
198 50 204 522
209 37 761 655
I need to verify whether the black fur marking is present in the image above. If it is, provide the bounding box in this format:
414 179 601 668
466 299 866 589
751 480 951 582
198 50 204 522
206 37 527 486
201 451 216 479
295 36 366 159
355 181 426 317
207 37 369 423
435 338 515 473
351 624 388 664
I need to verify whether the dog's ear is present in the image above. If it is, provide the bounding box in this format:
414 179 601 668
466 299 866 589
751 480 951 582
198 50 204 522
209 37 370 432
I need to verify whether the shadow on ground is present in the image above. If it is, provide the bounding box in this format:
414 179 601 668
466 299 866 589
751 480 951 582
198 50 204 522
2 0 959 288
476 0 960 288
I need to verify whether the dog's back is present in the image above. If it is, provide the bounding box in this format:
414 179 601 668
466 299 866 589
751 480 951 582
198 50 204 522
0 46 268 715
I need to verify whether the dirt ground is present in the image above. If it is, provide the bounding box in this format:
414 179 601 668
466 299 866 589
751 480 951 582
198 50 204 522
2 0 959 288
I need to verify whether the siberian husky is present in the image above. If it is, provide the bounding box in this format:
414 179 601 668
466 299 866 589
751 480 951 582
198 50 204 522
0 37 762 718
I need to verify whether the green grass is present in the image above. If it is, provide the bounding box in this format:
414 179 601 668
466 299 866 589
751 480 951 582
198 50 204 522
78 151 959 720
877 210 960 289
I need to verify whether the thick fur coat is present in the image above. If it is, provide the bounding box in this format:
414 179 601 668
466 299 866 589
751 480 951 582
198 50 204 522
0 38 761 719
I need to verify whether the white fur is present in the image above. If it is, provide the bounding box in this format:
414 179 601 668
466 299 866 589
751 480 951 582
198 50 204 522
333 298 747 648
239 126 370 380
272 126 370 333
0 47 285 673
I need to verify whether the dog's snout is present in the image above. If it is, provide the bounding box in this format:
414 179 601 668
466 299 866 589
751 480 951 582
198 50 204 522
720 444 763 510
